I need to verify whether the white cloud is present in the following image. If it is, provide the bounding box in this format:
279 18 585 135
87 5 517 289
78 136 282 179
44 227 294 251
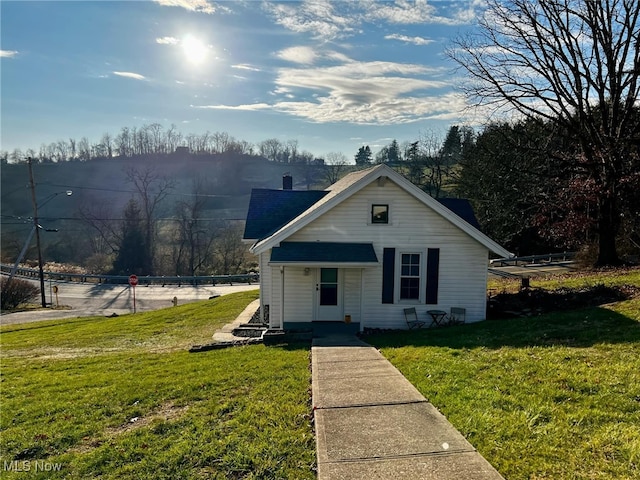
232 64 261 72
263 0 477 42
277 46 318 65
363 0 478 26
113 71 147 80
152 0 228 14
385 34 434 45
366 0 437 24
156 36 179 45
0 50 19 58
203 92 467 125
277 46 355 66
452 0 486 23
194 55 464 125
194 103 272 111
263 0 356 40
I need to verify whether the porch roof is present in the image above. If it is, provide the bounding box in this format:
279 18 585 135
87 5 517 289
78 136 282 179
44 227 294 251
269 242 379 266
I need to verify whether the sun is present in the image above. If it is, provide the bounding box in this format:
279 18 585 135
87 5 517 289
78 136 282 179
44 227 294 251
181 35 208 65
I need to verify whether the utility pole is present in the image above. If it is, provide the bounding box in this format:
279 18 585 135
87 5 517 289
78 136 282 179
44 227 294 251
28 157 47 308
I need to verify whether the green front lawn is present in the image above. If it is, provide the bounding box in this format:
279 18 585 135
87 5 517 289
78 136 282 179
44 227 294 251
0 291 316 479
2 269 639 479
368 269 640 479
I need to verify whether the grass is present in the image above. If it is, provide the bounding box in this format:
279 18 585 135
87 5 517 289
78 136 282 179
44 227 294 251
488 266 640 294
0 291 316 479
367 268 640 479
3 268 639 479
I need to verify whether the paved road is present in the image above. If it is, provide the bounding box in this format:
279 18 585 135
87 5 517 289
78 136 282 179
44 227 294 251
1 278 259 325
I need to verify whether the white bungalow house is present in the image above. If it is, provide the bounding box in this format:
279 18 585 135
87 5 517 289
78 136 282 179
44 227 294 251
243 164 512 334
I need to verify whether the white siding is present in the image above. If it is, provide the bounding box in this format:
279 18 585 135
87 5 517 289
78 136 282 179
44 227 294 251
268 260 281 329
343 269 362 324
259 252 271 325
282 267 314 322
267 263 314 328
281 180 490 328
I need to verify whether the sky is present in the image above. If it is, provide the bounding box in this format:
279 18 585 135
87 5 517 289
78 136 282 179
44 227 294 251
1 0 485 160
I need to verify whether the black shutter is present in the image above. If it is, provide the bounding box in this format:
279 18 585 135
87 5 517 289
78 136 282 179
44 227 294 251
426 248 440 304
382 248 395 304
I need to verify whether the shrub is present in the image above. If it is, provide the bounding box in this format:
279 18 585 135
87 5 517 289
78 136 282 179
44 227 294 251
1 277 40 310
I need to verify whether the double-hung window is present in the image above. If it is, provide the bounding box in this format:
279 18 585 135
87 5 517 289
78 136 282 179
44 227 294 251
400 253 421 300
382 248 440 305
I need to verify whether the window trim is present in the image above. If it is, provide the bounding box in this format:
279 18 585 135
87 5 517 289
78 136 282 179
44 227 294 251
370 204 389 224
395 249 425 303
399 252 421 300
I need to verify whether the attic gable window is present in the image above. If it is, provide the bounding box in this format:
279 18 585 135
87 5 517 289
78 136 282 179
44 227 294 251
371 204 389 224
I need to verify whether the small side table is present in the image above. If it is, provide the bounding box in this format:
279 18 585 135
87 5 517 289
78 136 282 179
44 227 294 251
427 310 447 328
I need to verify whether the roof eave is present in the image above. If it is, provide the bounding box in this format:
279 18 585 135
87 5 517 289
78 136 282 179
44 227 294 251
268 261 379 267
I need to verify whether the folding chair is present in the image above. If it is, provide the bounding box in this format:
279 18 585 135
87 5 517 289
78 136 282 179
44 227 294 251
404 307 426 329
449 307 466 325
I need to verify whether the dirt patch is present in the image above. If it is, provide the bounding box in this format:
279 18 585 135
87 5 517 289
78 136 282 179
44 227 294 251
69 402 189 454
488 284 640 319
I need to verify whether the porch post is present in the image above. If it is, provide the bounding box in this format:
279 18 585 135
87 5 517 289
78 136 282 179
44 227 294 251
279 265 285 330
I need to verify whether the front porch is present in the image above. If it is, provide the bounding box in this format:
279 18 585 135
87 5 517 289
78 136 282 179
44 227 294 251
263 320 360 344
284 320 361 336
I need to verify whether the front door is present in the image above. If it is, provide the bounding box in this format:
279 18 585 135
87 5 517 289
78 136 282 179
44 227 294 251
316 268 343 321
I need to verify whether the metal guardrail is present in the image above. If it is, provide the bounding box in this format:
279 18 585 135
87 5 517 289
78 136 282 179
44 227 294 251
490 252 576 267
0 264 259 286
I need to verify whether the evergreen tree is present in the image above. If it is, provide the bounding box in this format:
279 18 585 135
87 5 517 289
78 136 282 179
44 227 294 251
354 145 372 166
111 199 148 275
440 126 463 165
405 141 424 186
387 139 400 164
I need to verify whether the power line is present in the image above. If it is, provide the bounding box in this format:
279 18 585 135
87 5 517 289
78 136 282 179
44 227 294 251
1 185 29 199
39 182 232 198
2 217 245 224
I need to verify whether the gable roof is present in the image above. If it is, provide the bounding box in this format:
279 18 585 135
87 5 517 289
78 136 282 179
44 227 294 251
249 164 512 258
243 188 328 240
436 198 481 230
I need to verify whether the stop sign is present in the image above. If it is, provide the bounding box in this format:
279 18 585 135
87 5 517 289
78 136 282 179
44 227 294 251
128 274 139 287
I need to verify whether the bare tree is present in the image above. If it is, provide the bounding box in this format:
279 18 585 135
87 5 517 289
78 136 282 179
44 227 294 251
77 137 91 161
172 180 216 276
421 130 452 199
323 152 349 184
125 166 175 273
68 138 77 160
55 140 69 161
211 222 249 274
9 148 24 163
101 132 113 158
78 201 121 255
449 0 640 265
286 139 299 163
259 138 283 162
210 131 230 154
165 124 182 153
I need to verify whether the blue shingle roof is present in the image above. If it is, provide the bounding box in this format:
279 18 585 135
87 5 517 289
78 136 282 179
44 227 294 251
243 189 328 240
270 242 378 263
244 188 482 242
436 198 482 230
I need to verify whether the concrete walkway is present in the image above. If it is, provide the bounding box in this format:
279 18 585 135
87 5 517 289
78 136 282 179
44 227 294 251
211 299 261 343
312 335 504 480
